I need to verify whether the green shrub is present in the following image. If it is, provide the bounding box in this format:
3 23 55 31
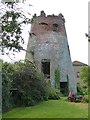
81 95 89 103
12 60 48 106
77 83 84 95
82 86 88 95
2 62 14 112
2 60 49 112
77 83 88 96
47 87 61 100
54 67 60 89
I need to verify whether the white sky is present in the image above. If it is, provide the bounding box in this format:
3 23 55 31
1 0 89 64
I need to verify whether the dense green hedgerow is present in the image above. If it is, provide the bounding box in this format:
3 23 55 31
11 60 49 106
2 60 62 113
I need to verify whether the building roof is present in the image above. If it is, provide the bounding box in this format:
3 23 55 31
72 61 88 66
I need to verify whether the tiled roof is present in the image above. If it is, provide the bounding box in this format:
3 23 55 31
72 61 88 66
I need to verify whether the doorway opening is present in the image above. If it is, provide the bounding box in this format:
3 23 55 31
41 59 50 78
60 82 68 95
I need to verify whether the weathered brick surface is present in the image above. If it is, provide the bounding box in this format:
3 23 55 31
31 15 66 36
26 13 77 94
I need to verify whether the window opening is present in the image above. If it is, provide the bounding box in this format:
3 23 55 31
52 24 58 32
41 59 50 78
39 22 48 25
77 72 80 78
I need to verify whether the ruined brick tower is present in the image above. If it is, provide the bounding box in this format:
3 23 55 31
26 11 77 94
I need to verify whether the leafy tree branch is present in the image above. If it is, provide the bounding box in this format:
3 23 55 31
0 2 31 55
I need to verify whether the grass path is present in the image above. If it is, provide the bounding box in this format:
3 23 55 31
3 100 88 118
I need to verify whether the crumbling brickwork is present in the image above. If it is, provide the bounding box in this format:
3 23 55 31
26 11 77 94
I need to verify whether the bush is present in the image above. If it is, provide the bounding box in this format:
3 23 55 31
82 86 88 95
2 62 14 112
2 60 49 112
2 60 62 112
47 87 61 100
77 83 88 96
77 83 84 95
11 60 48 106
81 95 89 103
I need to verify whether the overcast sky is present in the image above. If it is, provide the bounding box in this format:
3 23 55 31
1 0 89 64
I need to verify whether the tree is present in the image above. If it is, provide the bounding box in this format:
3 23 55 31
12 60 48 106
80 66 90 85
0 1 31 55
79 66 90 95
1 11 25 52
2 61 14 112
54 67 60 89
2 60 49 111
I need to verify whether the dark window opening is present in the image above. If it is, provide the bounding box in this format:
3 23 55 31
39 22 48 31
77 72 80 78
32 33 36 36
52 24 58 32
29 33 36 38
41 59 50 78
60 82 68 95
39 22 48 25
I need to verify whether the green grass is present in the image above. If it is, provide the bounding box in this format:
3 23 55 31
3 99 88 118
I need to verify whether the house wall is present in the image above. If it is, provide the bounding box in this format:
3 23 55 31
73 64 87 86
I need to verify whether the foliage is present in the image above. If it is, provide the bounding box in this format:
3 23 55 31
66 74 69 95
81 95 89 103
77 82 88 97
80 66 90 85
2 60 49 112
0 2 31 55
78 66 90 96
77 83 84 95
2 62 14 112
11 60 48 106
2 60 63 112
1 11 30 53
1 11 23 52
54 67 60 89
82 85 88 95
47 87 61 100
31 14 36 23
48 79 51 87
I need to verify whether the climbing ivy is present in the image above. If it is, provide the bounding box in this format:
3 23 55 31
54 66 60 89
67 74 69 94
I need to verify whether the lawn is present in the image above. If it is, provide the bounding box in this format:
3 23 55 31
3 99 88 118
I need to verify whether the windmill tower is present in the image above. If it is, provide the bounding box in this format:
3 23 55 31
26 11 77 95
